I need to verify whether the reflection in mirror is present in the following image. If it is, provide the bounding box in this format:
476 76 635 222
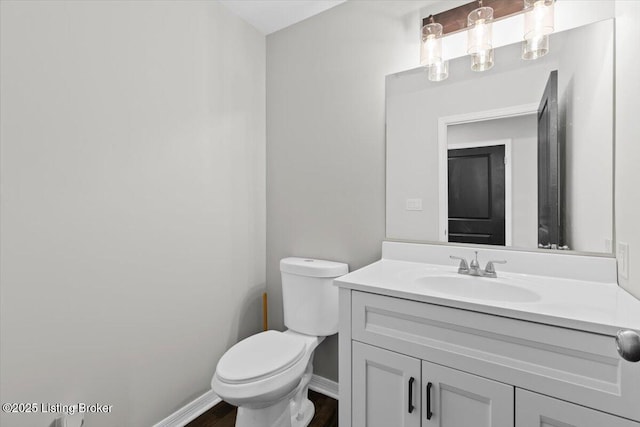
386 19 614 255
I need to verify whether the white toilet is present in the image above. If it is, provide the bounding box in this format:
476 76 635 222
211 257 348 427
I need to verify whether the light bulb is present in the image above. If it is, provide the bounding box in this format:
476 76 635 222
523 0 554 60
421 23 443 67
467 7 494 54
467 7 494 71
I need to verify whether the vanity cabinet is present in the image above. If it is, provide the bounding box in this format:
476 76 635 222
422 360 513 427
352 341 421 427
516 389 638 427
339 288 640 427
352 342 513 427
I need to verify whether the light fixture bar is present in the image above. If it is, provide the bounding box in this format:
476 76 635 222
420 0 556 81
422 0 524 36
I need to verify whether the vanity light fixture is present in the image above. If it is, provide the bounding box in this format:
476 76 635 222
467 2 495 71
522 0 555 60
420 0 557 81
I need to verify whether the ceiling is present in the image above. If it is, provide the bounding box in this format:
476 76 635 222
219 0 348 35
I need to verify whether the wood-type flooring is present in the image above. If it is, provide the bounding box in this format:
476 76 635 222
186 390 338 427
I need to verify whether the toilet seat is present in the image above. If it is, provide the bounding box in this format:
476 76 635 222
212 330 321 408
216 330 306 384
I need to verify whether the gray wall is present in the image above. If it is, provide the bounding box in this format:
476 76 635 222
266 1 444 381
0 1 265 426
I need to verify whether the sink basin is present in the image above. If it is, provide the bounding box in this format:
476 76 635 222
415 274 540 303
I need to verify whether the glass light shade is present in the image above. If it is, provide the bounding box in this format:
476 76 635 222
470 49 494 72
467 6 494 54
428 60 449 82
523 0 554 60
420 23 443 67
522 34 549 60
524 0 554 39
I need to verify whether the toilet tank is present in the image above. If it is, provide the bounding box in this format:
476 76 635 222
280 257 348 336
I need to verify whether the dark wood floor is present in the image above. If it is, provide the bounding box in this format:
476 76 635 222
186 390 338 427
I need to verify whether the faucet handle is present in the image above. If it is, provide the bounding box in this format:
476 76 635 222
484 260 507 276
449 256 469 274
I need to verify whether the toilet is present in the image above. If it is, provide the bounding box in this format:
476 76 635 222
211 257 348 427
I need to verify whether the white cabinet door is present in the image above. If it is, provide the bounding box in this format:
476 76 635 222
516 389 640 427
422 360 514 427
352 341 421 427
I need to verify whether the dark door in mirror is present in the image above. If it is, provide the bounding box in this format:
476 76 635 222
537 70 564 249
448 145 506 245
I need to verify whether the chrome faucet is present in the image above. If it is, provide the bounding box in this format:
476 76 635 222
449 251 506 278
469 251 481 276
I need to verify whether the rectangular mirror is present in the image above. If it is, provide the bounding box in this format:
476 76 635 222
386 19 614 255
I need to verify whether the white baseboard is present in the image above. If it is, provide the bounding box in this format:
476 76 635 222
153 375 338 427
309 374 339 400
153 389 221 427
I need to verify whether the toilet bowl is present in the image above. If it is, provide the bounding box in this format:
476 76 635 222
212 330 322 427
211 257 348 427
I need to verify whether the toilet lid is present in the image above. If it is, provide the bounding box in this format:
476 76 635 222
216 330 306 384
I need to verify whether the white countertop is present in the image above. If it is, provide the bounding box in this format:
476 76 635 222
335 258 640 336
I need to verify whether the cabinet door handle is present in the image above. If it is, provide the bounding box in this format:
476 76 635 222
426 382 433 420
408 377 415 413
